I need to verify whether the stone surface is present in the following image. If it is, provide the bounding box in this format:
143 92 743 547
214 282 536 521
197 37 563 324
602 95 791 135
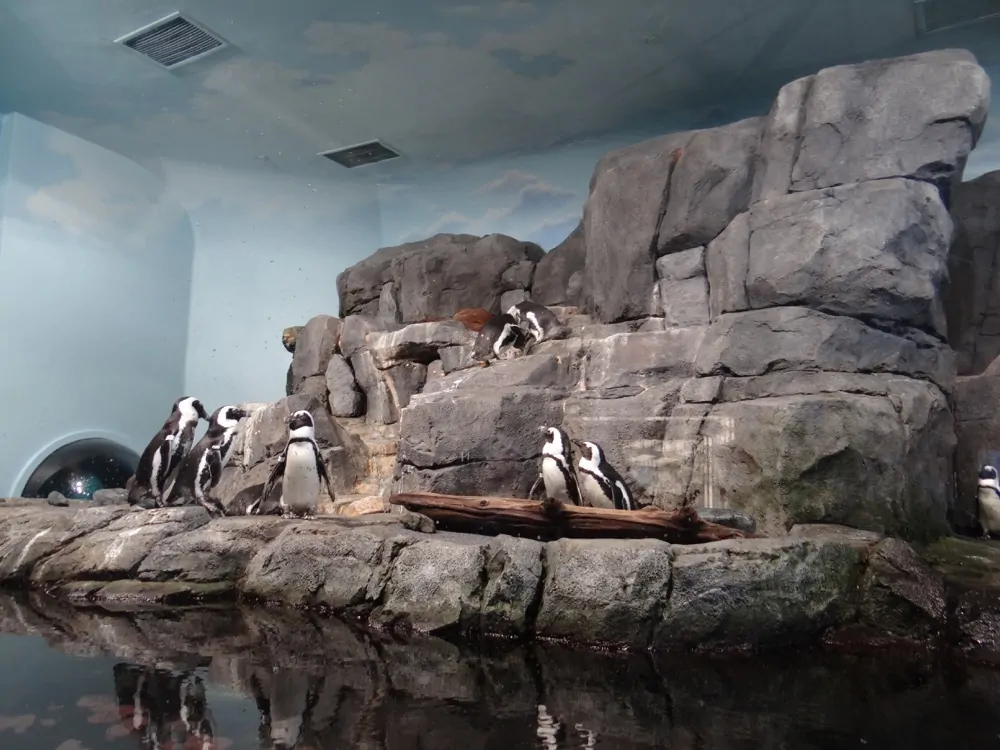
654 246 710 326
787 49 989 195
6 503 1000 659
945 171 1000 375
290 315 343 392
325 353 364 417
953 355 1000 530
583 132 689 323
695 507 757 534
657 117 762 254
710 180 953 337
366 322 475 369
695 307 956 392
531 221 586 307
92 488 128 507
657 536 861 649
337 233 544 323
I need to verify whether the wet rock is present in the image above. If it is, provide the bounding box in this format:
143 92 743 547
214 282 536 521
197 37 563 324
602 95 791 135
325 353 364 418
137 517 289 584
695 507 757 534
31 507 210 584
536 538 673 647
657 536 862 649
531 222 585 307
290 315 343 392
337 233 543 323
696 307 956 392
857 537 947 643
945 170 1000 375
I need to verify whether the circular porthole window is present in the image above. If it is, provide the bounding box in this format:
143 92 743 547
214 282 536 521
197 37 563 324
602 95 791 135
19 439 139 500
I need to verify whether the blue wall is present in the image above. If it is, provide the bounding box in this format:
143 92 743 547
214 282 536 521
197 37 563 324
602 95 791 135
153 159 382 410
0 114 194 496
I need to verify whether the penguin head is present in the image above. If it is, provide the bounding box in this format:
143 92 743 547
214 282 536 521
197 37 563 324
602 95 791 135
539 426 570 458
506 304 522 321
980 465 999 484
286 410 315 438
213 405 249 429
572 440 603 466
176 396 209 423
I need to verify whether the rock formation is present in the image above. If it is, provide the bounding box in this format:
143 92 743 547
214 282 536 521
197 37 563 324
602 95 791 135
204 48 994 543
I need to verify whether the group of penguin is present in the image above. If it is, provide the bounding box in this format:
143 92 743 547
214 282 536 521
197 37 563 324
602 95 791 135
123 299 635 518
472 299 566 363
126 397 334 519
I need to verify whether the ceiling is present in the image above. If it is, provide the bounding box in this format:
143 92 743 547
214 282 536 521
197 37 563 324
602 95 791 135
1 0 999 181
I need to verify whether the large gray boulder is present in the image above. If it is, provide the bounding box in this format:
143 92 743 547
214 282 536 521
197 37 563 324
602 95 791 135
707 179 953 338
337 233 544 323
290 315 343 393
530 221 586 307
945 170 1000 375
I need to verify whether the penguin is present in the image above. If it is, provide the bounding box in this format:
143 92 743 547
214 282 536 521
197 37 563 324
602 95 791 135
164 405 248 514
507 300 564 351
572 439 636 511
129 396 209 509
179 674 216 750
528 426 582 506
471 312 529 365
978 464 1000 539
247 410 336 518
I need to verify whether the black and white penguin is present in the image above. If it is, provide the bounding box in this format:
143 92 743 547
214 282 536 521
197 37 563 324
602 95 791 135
164 405 248 514
979 464 1000 539
247 410 335 518
529 426 582 505
507 300 563 351
572 439 636 511
179 674 216 750
472 312 529 364
128 396 209 509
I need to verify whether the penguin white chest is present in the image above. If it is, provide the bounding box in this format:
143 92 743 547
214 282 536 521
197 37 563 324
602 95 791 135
281 443 320 514
541 457 569 502
980 486 1000 534
578 472 613 509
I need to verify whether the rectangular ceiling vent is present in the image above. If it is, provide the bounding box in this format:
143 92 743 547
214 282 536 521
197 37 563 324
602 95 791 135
319 141 401 169
914 0 1000 34
116 12 227 69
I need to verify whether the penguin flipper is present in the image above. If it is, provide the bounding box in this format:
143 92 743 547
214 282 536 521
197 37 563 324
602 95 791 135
254 455 286 515
528 475 543 500
314 453 336 507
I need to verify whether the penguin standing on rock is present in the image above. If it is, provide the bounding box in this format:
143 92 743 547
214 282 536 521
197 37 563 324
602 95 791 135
247 410 336 519
529 426 581 506
978 464 1000 539
128 396 209 509
507 300 564 351
572 439 636 511
472 313 529 365
164 405 248 514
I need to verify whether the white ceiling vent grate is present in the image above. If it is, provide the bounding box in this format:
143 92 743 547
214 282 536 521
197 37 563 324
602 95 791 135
116 13 227 69
914 0 1000 34
319 141 402 169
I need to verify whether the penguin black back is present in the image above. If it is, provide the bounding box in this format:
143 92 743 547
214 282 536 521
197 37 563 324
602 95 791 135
129 396 208 507
164 405 247 511
472 313 529 363
508 301 563 344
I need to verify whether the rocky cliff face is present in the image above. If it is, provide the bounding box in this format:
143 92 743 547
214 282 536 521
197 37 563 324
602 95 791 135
218 48 992 544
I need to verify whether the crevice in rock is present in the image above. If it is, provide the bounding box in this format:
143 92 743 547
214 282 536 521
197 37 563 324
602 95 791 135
524 542 548 637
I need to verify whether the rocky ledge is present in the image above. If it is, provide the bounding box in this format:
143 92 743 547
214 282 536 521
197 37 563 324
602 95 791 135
2 498 1000 659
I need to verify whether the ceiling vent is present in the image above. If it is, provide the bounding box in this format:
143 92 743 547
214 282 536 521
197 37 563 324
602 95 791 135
115 12 227 69
319 141 401 169
914 0 1000 34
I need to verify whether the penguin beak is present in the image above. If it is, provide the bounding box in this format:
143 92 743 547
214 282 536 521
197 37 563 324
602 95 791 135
195 402 209 421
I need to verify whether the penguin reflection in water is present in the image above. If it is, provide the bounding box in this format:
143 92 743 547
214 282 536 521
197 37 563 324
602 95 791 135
978 464 1000 539
128 396 209 508
164 404 248 515
247 410 336 519
537 704 598 749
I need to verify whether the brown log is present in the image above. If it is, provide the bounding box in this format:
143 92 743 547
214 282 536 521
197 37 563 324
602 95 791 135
389 492 751 544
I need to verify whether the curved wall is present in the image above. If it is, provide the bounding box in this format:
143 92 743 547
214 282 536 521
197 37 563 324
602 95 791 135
0 113 194 496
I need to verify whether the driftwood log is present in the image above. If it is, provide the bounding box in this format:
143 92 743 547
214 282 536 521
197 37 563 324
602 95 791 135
389 492 751 544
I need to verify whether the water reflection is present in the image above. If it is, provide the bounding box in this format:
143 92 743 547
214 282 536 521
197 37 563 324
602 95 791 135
1 592 1000 749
